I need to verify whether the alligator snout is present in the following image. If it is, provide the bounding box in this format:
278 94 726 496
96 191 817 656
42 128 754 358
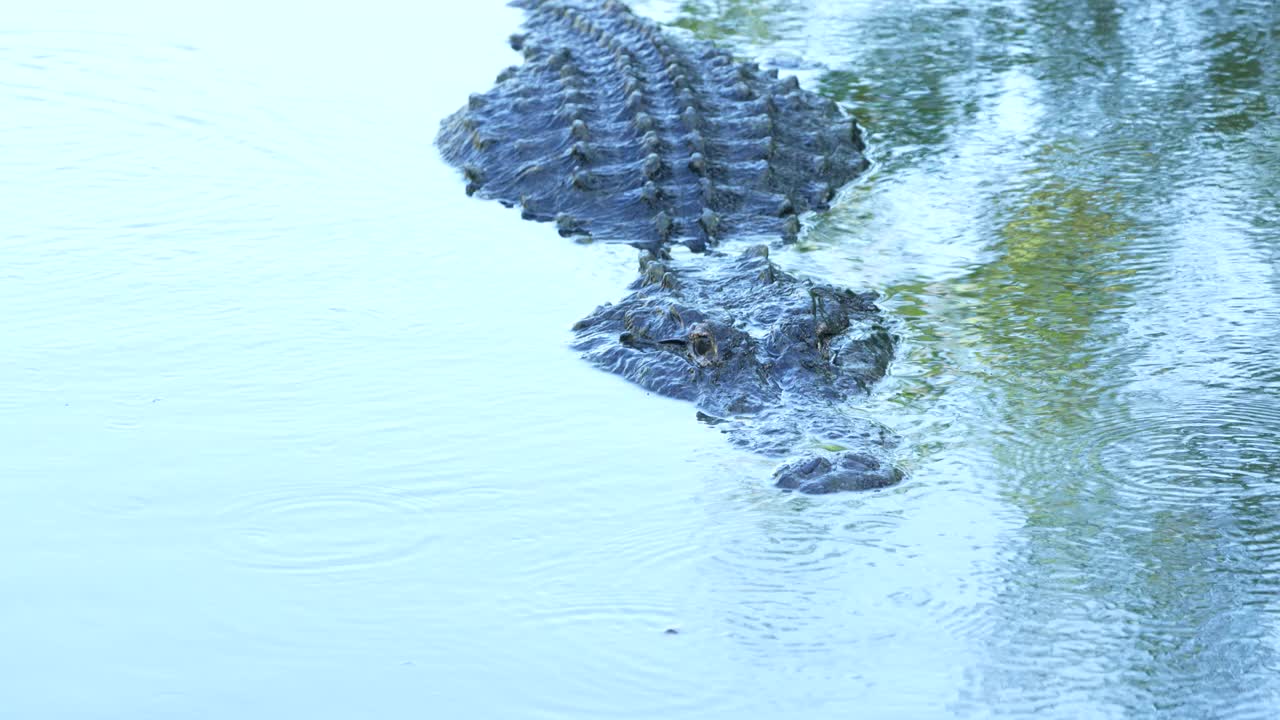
773 451 902 493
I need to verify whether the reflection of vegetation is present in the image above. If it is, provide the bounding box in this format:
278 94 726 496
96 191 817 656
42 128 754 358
946 3 1280 707
669 0 799 43
965 143 1135 391
815 8 983 159
1201 26 1272 135
669 0 1280 710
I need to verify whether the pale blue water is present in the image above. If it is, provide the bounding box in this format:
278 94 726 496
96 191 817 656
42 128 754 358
3 0 1279 717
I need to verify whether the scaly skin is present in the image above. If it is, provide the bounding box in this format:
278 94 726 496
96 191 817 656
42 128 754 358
438 0 868 252
572 245 901 494
437 0 901 493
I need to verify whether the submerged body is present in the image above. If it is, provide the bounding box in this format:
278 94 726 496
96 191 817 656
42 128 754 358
437 0 899 492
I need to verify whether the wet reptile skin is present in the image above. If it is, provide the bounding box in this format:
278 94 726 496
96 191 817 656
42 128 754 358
437 0 902 493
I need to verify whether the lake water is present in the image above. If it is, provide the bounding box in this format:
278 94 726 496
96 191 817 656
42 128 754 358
3 0 1278 717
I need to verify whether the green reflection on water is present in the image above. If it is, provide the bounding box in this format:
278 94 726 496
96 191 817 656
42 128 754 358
972 146 1134 380
656 0 1280 712
669 0 797 42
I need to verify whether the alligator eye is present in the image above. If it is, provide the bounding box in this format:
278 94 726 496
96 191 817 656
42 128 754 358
691 334 715 357
686 323 718 365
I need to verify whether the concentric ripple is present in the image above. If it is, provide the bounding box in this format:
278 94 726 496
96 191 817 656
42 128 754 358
214 483 437 573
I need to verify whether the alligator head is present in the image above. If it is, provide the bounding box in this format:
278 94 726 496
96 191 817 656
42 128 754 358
573 245 901 492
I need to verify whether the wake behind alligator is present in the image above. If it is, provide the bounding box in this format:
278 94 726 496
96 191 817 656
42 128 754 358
438 0 902 493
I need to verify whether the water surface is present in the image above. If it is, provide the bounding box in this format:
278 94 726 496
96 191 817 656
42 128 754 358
3 0 1278 717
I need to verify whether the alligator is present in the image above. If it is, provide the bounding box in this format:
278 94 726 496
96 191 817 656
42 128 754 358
437 0 902 493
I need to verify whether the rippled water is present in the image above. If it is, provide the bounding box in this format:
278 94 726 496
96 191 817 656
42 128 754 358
3 0 1277 717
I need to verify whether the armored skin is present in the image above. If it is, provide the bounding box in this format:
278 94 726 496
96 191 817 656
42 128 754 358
437 0 901 493
438 0 868 253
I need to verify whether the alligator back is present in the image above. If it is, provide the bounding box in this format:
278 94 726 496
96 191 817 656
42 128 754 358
437 0 869 252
